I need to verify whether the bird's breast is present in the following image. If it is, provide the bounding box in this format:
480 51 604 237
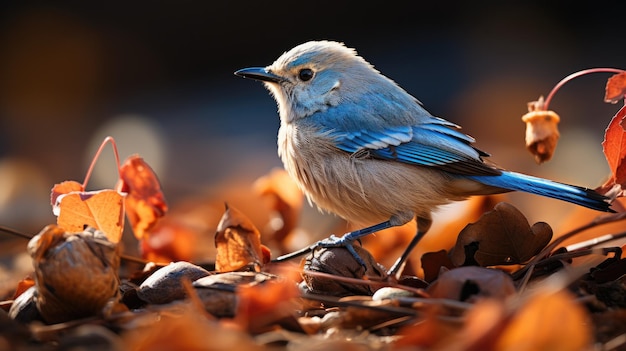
276 121 470 226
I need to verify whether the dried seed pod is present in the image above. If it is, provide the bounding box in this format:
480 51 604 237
27 225 120 324
521 97 561 164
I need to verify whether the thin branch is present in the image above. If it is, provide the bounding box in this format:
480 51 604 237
543 68 625 110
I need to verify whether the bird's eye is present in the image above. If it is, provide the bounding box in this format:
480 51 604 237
298 68 314 81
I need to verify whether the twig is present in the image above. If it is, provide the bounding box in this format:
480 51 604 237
543 68 626 110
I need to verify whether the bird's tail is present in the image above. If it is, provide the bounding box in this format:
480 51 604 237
468 171 614 212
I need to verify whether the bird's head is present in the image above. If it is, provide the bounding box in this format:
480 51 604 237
235 41 380 123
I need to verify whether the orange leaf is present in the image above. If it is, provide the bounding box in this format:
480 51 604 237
117 155 168 240
234 275 299 334
50 180 83 206
598 105 626 197
605 72 626 104
55 189 125 243
12 277 35 300
495 290 592 351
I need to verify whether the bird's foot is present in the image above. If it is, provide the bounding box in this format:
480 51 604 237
317 234 366 267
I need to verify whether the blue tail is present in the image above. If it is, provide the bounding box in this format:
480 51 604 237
467 171 613 212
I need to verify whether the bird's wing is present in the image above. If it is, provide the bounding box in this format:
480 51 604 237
330 118 500 176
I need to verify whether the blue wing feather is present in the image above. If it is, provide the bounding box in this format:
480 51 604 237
327 118 498 175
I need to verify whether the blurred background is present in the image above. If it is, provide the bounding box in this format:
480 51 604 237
0 1 624 237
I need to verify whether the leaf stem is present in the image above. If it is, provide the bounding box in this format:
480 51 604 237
543 68 626 110
82 136 121 190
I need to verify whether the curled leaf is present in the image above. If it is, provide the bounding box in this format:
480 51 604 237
597 105 626 198
117 155 168 240
521 97 561 164
450 202 552 267
215 204 270 272
604 72 626 104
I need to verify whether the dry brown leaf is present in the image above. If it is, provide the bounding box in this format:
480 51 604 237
426 266 516 302
117 155 168 240
450 202 552 267
420 249 455 283
389 194 503 278
521 97 561 164
215 204 271 272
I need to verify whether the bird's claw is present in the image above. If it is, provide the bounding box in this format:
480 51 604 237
316 234 367 267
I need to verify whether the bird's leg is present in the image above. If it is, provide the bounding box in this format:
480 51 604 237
387 216 432 279
273 212 413 265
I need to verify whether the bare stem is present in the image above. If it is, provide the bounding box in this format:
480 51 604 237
82 136 121 190
543 68 626 110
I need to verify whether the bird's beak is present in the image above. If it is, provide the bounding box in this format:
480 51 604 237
234 67 284 83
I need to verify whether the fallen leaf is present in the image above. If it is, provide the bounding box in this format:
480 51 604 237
50 180 83 206
521 97 561 164
54 189 125 244
117 155 168 240
140 221 199 264
604 72 626 104
426 266 516 302
597 105 626 198
122 302 262 351
420 250 455 283
450 202 552 267
253 168 303 254
394 305 459 349
233 274 300 334
495 290 592 351
215 204 270 272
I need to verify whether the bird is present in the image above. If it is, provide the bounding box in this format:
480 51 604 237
234 40 613 278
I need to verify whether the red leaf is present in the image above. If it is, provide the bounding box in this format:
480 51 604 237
117 155 168 240
605 72 626 104
598 105 626 196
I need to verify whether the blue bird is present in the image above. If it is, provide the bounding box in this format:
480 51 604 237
235 40 613 277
